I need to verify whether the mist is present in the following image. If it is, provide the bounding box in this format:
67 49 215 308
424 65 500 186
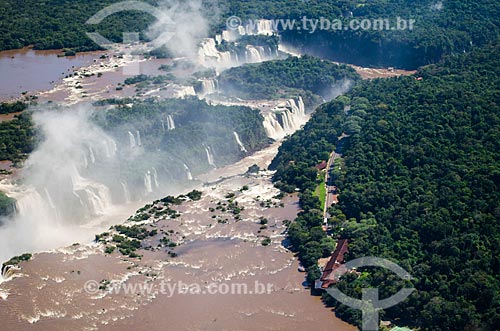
147 0 213 61
0 105 189 264
323 79 354 101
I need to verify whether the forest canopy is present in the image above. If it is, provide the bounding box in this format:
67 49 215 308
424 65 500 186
271 41 500 331
0 0 499 67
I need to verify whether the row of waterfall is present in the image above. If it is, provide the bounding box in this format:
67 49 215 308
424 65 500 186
263 96 308 141
217 19 277 43
198 79 219 96
128 130 143 148
143 167 160 194
198 19 279 68
198 39 278 68
161 115 176 131
173 86 196 98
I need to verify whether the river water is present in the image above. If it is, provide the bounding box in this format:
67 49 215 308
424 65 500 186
0 43 361 330
0 48 100 102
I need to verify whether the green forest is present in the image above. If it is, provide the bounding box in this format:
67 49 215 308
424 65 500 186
1 0 499 68
218 55 359 101
271 41 500 330
0 113 35 163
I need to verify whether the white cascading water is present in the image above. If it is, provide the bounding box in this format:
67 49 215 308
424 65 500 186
136 130 142 146
199 79 218 96
174 86 196 98
245 46 263 63
198 38 233 67
88 146 96 164
83 154 89 169
183 163 193 181
233 132 248 153
70 169 113 218
144 171 153 194
254 20 276 35
263 96 308 140
198 20 278 68
128 131 136 148
166 115 176 130
121 181 131 203
152 167 160 188
0 111 123 264
205 146 216 167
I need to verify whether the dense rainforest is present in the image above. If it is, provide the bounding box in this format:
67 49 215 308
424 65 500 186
218 55 359 101
0 113 35 164
271 41 500 330
1 0 499 68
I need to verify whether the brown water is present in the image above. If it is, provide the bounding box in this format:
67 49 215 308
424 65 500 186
0 144 355 331
0 48 101 102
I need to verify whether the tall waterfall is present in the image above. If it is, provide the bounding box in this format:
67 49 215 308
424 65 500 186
245 45 266 63
128 131 136 148
198 20 279 68
103 138 117 158
152 167 160 188
144 171 153 194
198 38 233 67
233 132 248 153
263 96 308 140
166 115 176 130
205 146 216 167
183 163 193 181
70 169 113 218
88 146 96 164
200 79 218 96
136 130 142 146
121 181 131 203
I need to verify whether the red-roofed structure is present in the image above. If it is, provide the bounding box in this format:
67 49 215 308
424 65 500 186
317 238 349 289
315 161 327 170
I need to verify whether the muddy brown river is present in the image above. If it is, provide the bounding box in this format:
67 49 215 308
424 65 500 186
0 48 102 102
0 143 355 331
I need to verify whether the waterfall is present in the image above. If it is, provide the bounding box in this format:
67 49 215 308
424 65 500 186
144 171 153 194
183 163 193 181
103 139 117 158
198 38 234 67
136 130 142 146
245 46 263 63
14 187 55 221
205 146 216 167
152 167 160 188
263 112 283 140
166 115 175 130
262 97 309 140
83 154 89 169
70 171 113 217
88 146 96 164
233 132 247 153
200 79 217 95
161 120 166 132
128 131 136 148
121 182 131 203
254 19 276 35
174 86 196 98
